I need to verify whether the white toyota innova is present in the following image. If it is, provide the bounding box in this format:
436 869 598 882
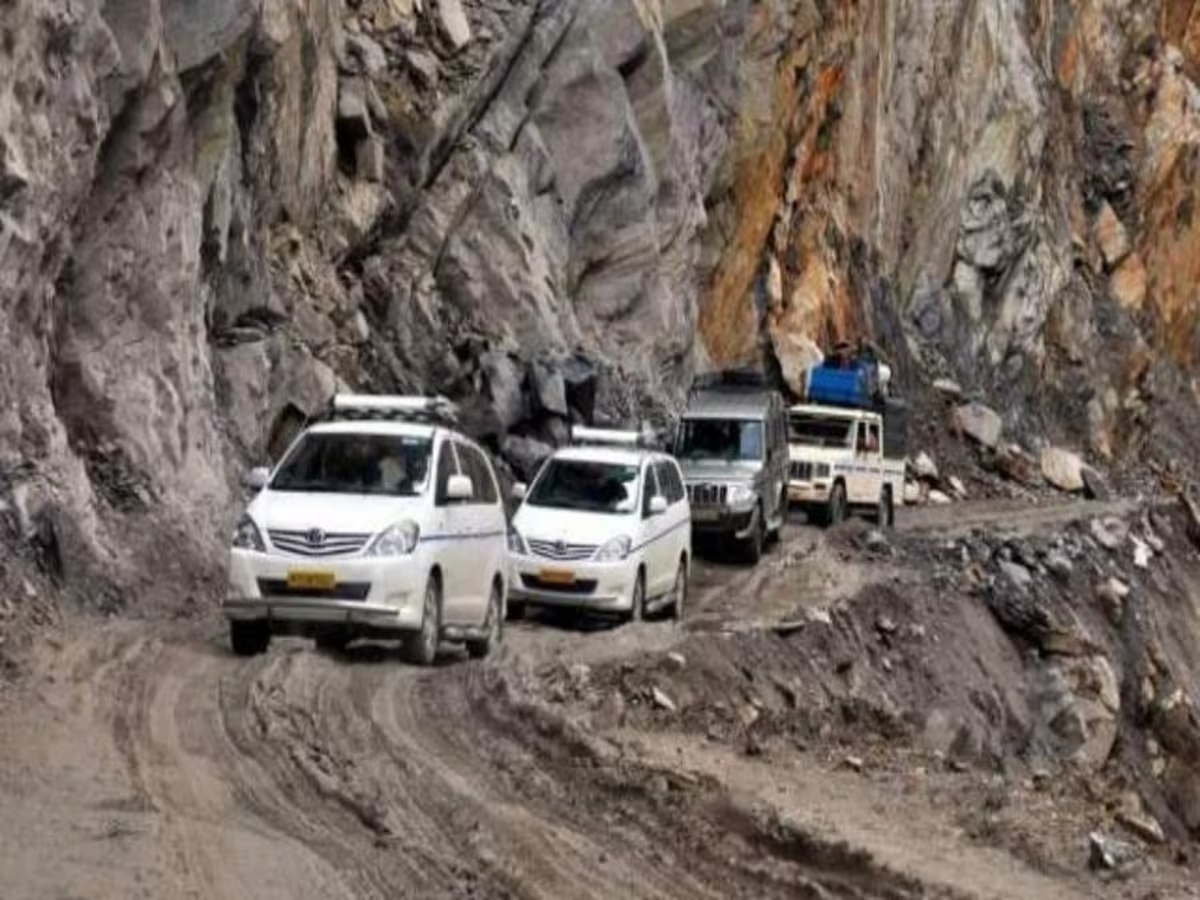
223 395 508 665
506 427 691 622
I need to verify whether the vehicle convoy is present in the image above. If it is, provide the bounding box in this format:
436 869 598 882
787 341 907 527
223 395 508 665
507 427 691 622
674 371 790 563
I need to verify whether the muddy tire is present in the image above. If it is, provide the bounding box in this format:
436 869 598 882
669 560 688 622
405 574 442 667
625 570 646 624
766 486 787 546
506 600 526 622
230 620 270 657
874 487 895 529
314 630 351 653
741 505 765 564
466 581 503 660
824 483 847 527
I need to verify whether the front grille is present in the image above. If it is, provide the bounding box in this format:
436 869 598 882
687 483 727 506
790 461 814 481
268 528 372 558
257 579 371 601
520 574 599 595
526 539 599 561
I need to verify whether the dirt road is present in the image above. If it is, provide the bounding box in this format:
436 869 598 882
0 498 1175 900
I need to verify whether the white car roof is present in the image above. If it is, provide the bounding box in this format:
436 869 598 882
552 445 656 468
306 420 440 439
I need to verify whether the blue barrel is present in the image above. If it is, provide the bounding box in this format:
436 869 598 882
806 363 876 409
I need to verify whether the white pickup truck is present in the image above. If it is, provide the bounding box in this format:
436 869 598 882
786 403 905 527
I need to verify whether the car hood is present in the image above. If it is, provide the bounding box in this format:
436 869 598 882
512 504 637 547
678 461 759 483
247 489 424 535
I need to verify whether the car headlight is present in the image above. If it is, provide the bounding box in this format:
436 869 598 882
507 528 527 555
366 521 420 557
727 484 756 505
232 515 265 552
594 535 632 562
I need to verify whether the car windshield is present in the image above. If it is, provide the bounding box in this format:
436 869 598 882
526 460 640 514
675 419 763 462
789 415 854 448
270 432 432 496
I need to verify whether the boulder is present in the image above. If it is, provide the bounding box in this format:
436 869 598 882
1090 516 1129 551
1046 656 1120 769
431 0 472 49
928 489 953 505
345 32 388 77
953 402 1002 448
337 79 373 140
502 435 553 481
1081 466 1111 500
932 378 964 399
948 475 968 498
1040 446 1085 493
482 352 525 432
998 560 1033 592
1095 577 1129 624
528 359 569 418
1045 552 1074 582
912 452 939 481
354 135 386 183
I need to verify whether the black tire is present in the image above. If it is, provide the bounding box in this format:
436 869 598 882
506 600 526 622
875 488 895 529
826 483 847 527
669 559 688 622
230 620 270 657
467 580 503 660
625 570 646 623
766 486 787 546
742 505 765 564
404 574 442 667
314 630 352 653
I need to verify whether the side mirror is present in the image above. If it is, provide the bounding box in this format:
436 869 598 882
511 482 527 501
244 467 270 490
447 474 474 501
648 495 668 516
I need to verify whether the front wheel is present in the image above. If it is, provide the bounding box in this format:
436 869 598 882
404 574 442 667
230 620 270 657
624 570 646 624
766 485 788 546
466 581 503 660
669 560 688 622
742 505 764 564
824 483 847 527
874 488 895 529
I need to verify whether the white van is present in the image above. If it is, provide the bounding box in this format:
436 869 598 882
223 395 508 665
507 427 691 621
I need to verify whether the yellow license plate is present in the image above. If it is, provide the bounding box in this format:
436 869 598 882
538 568 576 585
287 570 337 591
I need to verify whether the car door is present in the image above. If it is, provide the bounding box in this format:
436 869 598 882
657 459 689 579
639 462 671 598
432 437 469 620
454 441 504 625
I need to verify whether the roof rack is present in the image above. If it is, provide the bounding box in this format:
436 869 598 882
569 425 660 450
327 394 460 427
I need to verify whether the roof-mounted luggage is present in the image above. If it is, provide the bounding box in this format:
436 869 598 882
569 425 661 450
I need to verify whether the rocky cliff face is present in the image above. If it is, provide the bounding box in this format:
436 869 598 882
1 0 1199 609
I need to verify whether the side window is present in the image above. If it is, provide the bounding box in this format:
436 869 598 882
434 440 459 505
641 464 660 517
656 461 684 505
459 443 499 505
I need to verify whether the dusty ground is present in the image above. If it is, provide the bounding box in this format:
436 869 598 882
1 499 1198 900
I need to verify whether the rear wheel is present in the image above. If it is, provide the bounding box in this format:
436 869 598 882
466 580 503 660
742 504 765 564
669 560 688 622
766 485 787 546
404 574 441 667
230 620 270 657
874 487 895 529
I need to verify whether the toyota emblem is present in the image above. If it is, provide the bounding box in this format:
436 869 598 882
555 539 566 553
306 528 327 546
